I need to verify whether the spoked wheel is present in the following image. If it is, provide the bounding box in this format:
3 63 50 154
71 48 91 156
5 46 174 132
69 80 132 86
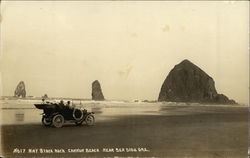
85 114 95 126
42 116 52 126
52 114 64 128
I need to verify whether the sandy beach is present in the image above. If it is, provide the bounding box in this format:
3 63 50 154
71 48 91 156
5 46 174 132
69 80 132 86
0 100 248 158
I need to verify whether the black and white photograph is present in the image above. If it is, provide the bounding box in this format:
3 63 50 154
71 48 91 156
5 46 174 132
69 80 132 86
0 1 249 158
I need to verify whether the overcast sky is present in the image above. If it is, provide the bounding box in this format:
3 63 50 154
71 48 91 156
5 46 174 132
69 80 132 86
0 1 249 104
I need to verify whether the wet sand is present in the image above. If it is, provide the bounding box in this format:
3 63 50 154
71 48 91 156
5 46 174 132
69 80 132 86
1 106 248 158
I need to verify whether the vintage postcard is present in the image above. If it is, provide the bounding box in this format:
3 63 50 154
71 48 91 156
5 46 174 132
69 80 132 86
0 1 249 158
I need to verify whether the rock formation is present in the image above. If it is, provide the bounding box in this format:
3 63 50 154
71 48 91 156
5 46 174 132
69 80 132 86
91 80 105 101
158 59 236 104
14 81 26 98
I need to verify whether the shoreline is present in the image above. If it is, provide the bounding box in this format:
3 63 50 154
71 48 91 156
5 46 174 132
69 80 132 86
1 97 248 106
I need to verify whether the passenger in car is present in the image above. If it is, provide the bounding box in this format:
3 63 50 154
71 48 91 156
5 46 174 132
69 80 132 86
58 100 65 109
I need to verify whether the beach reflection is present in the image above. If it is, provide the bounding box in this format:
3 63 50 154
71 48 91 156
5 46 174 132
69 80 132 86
15 112 24 122
0 109 41 125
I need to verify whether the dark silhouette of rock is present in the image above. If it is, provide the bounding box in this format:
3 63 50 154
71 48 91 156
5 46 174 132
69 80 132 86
214 94 236 104
91 80 104 101
158 59 236 104
14 81 26 98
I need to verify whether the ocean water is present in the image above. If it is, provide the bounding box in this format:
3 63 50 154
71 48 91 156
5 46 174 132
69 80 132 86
0 99 246 125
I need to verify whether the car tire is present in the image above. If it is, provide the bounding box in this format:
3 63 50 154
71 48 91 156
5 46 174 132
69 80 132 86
52 114 64 128
85 114 95 126
42 116 52 126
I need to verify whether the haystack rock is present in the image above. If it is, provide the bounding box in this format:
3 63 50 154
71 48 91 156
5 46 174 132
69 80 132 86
14 81 26 98
158 59 236 104
92 80 105 101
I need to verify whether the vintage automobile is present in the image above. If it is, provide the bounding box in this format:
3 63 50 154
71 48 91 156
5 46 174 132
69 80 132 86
34 101 95 128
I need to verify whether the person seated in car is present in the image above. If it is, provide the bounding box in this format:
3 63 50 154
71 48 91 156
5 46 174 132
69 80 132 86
66 101 70 106
66 101 72 109
58 100 65 109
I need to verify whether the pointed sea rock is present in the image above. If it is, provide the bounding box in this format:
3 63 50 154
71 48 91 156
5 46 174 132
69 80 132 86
92 80 105 101
14 81 26 98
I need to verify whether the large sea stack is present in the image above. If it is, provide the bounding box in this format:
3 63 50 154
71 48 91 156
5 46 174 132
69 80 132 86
91 80 105 101
158 59 236 104
14 81 26 98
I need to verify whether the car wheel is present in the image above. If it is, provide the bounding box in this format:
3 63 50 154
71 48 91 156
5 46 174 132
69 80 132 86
85 114 95 126
73 109 83 121
42 116 52 126
52 114 64 128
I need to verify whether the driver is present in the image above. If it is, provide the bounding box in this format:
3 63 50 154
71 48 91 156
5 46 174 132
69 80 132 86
66 101 72 109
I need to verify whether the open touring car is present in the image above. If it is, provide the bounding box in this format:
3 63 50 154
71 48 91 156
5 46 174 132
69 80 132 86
34 101 95 128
